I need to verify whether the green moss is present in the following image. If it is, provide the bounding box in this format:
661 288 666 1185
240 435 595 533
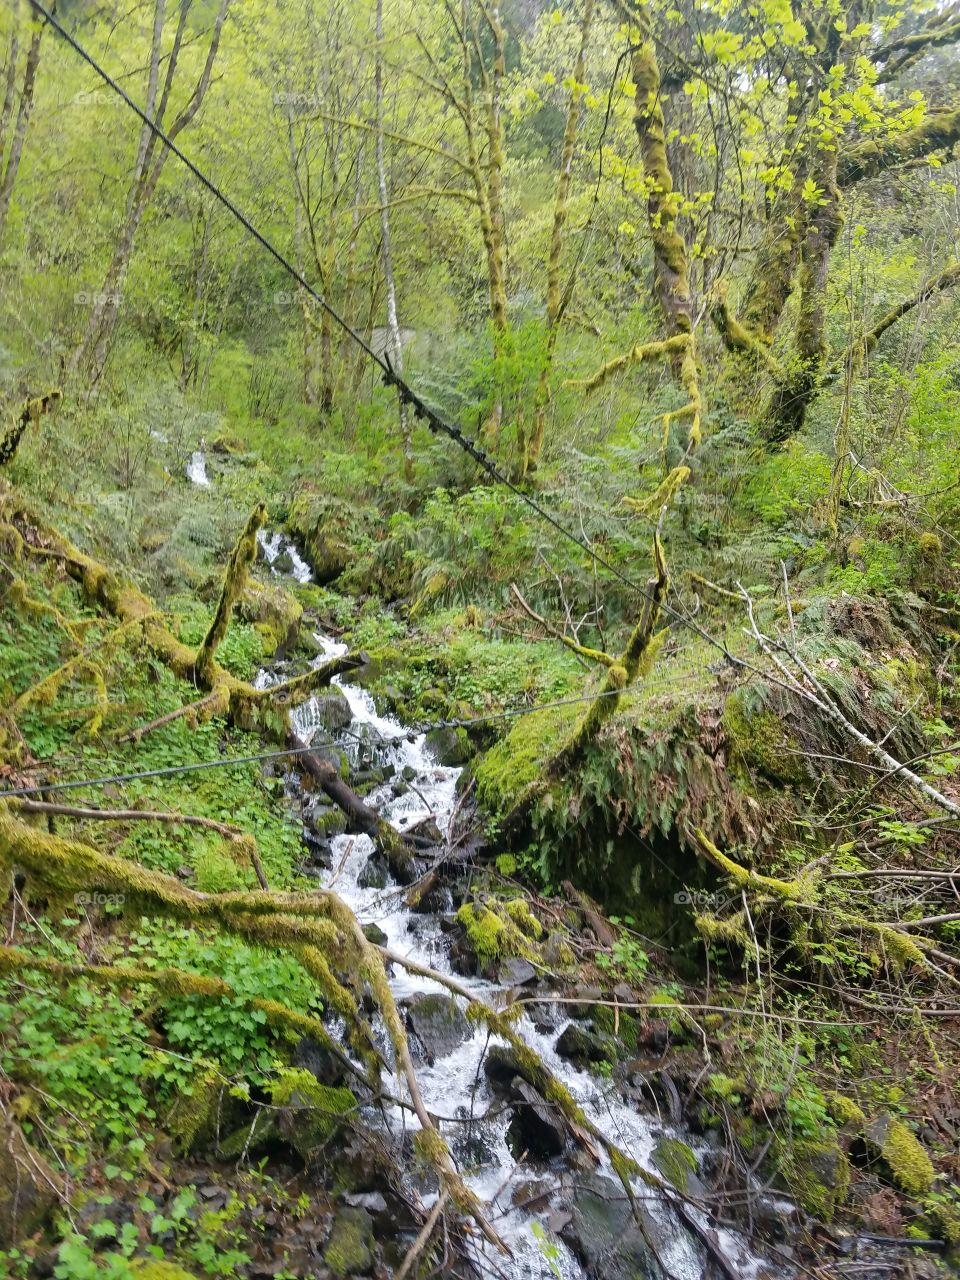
324 1207 374 1278
475 705 578 815
130 1263 200 1280
779 1138 850 1220
269 1068 357 1159
723 692 806 784
240 581 302 656
167 1067 222 1154
827 1094 866 1127
878 1117 935 1196
456 901 540 964
590 1004 641 1054
652 1138 697 1191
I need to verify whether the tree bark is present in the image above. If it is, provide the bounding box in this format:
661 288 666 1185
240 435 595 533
524 0 594 478
375 0 413 480
71 0 231 387
0 0 45 242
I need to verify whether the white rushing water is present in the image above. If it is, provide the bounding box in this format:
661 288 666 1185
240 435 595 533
186 449 210 487
256 531 778 1280
257 529 313 584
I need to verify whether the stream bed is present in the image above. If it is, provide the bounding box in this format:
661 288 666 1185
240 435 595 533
255 529 780 1280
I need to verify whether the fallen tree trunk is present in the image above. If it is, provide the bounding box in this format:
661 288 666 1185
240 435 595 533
294 733 415 879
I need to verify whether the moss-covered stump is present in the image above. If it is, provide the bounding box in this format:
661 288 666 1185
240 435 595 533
239 580 303 655
0 1120 60 1246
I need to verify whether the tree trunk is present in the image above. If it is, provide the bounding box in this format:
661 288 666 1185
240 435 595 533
524 0 593 479
70 0 231 387
375 0 413 480
0 1 45 242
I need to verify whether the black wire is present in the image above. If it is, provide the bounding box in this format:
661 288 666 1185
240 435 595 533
0 672 696 799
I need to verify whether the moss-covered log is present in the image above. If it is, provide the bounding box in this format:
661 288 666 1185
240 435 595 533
0 390 61 467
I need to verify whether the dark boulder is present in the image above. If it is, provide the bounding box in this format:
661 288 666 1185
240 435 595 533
405 993 470 1065
506 1080 566 1159
555 1023 617 1070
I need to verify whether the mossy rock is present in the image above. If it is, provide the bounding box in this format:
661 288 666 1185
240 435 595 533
863 1114 935 1197
270 1069 357 1163
555 1023 617 1070
424 725 473 766
238 580 302 655
722 691 806 785
777 1137 850 1220
652 1138 698 1194
130 1261 201 1280
456 899 542 968
590 1004 642 1054
166 1067 223 1155
324 1205 374 1277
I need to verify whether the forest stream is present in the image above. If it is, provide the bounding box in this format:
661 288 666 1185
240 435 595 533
255 525 775 1280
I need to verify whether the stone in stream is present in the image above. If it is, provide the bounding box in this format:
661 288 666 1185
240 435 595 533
559 1171 689 1280
424 725 473 765
506 1079 567 1159
555 1022 618 1069
404 993 470 1065
358 853 389 890
498 956 537 987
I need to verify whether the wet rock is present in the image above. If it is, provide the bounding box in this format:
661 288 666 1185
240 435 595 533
506 1080 566 1159
358 854 389 890
560 1172 683 1280
324 1205 374 1277
309 688 353 733
499 957 537 987
555 1023 617 1068
361 922 388 947
652 1137 700 1195
293 1036 349 1088
308 744 349 779
569 986 604 1018
425 726 472 766
483 1045 529 1093
405 993 470 1065
305 803 347 842
0 1121 59 1245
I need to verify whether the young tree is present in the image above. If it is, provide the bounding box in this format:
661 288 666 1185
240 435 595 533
69 0 231 388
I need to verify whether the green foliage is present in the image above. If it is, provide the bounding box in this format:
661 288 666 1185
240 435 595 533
0 928 156 1163
125 922 323 1083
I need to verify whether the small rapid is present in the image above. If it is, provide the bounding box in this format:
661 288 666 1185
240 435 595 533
256 530 777 1280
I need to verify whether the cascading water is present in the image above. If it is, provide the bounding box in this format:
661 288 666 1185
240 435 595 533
257 531 779 1280
186 449 210 487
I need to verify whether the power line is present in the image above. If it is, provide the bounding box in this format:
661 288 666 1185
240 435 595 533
0 671 695 799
